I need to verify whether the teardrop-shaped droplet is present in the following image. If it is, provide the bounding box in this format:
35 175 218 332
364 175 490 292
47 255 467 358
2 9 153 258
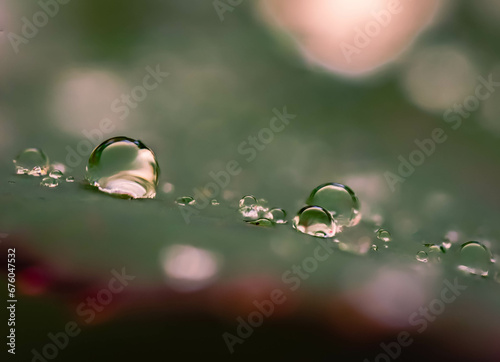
292 206 336 238
13 148 49 176
40 177 59 188
457 241 492 277
85 137 159 199
176 196 196 206
306 182 361 228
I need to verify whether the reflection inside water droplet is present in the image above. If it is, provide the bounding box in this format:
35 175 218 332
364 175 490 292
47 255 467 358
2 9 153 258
49 169 64 179
416 251 428 262
85 137 159 199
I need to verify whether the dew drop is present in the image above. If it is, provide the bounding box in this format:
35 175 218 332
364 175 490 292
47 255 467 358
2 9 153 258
268 208 287 224
416 251 428 262
238 195 269 221
85 137 159 199
423 243 445 262
66 176 75 183
376 228 392 242
40 177 59 188
292 206 336 238
13 148 49 176
457 241 492 277
49 169 64 179
176 196 196 206
371 245 378 251
211 199 220 206
306 182 361 228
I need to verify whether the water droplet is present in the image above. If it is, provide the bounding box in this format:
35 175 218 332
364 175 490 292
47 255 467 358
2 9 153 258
423 243 445 262
268 208 287 224
13 148 49 176
85 137 159 199
306 182 361 228
376 228 392 242
49 169 64 179
50 162 67 174
211 199 220 206
371 245 378 251
238 195 269 221
292 206 336 238
247 218 274 227
457 241 492 277
40 177 59 188
176 196 196 206
66 176 75 183
416 251 428 263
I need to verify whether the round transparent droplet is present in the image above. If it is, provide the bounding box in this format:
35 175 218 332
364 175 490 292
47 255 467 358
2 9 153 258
66 176 75 183
85 137 159 199
376 228 392 242
49 169 64 179
13 148 49 176
423 243 445 262
211 199 220 206
40 177 59 188
268 208 287 224
292 206 336 238
306 182 361 228
416 251 428 263
457 241 492 277
176 196 196 206
371 244 378 251
238 195 269 221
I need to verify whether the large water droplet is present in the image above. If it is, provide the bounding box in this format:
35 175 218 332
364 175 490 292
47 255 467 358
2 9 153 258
85 137 159 199
292 206 336 238
13 148 49 176
306 182 361 228
457 241 492 277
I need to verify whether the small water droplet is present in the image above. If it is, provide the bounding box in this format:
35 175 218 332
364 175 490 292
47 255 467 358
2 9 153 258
211 199 220 206
376 228 392 242
457 241 492 277
40 177 59 188
247 218 274 227
371 244 378 251
13 148 49 176
292 206 336 238
50 162 67 174
49 169 64 179
85 137 159 199
238 195 269 221
306 182 361 228
423 243 445 262
416 251 428 262
176 196 196 206
66 176 75 183
268 208 287 224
